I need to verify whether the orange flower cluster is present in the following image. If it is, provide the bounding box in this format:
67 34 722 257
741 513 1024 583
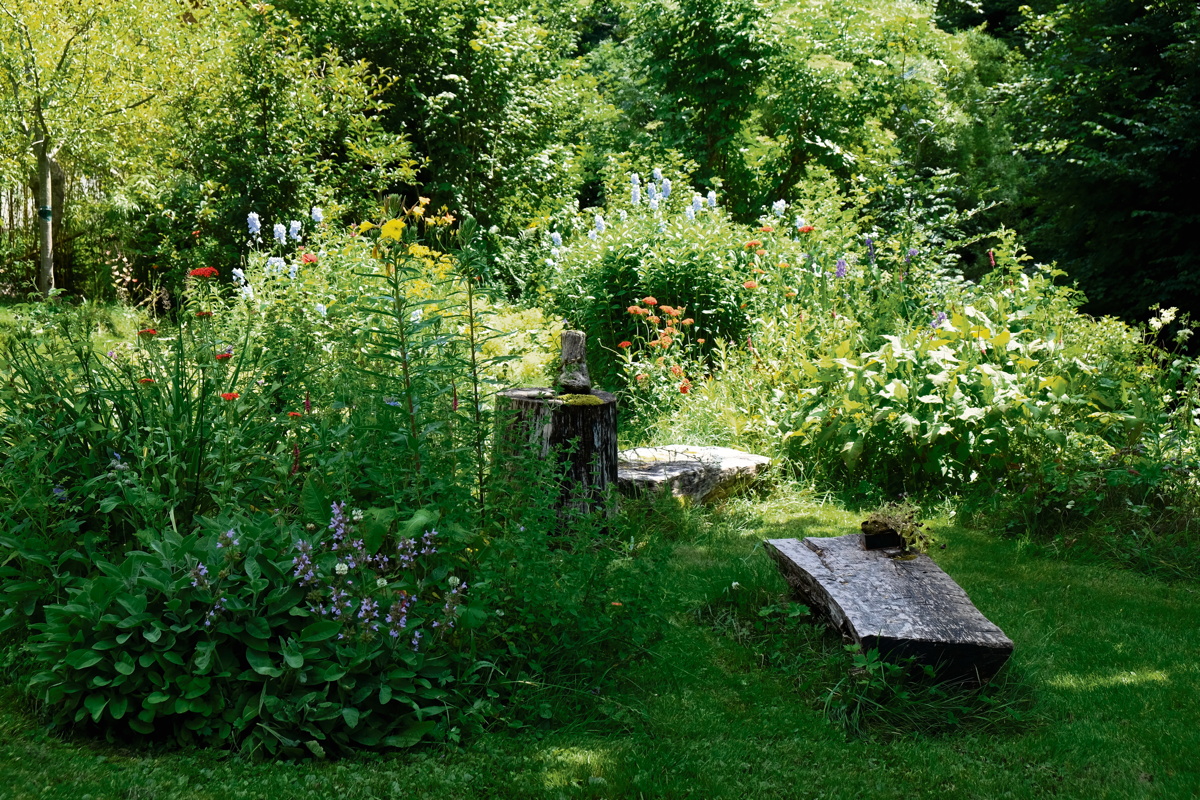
627 297 691 349
744 240 762 249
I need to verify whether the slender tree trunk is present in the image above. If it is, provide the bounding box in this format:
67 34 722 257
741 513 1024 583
35 136 55 296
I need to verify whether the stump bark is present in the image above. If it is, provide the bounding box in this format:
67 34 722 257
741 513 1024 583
494 387 618 517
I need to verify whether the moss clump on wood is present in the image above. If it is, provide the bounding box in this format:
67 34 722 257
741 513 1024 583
558 393 604 406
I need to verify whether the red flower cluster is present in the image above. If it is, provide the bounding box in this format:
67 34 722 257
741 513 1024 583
618 341 632 348
758 225 773 233
287 411 303 417
221 392 239 401
744 240 762 249
138 328 157 337
679 380 691 394
743 280 759 289
642 296 658 306
301 253 319 264
215 353 232 361
195 311 213 318
189 267 219 278
797 225 815 233
138 378 155 384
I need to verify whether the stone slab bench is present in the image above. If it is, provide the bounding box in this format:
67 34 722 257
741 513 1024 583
617 445 770 503
765 535 1013 683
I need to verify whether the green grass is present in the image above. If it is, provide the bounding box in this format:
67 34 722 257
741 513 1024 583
3 486 1199 799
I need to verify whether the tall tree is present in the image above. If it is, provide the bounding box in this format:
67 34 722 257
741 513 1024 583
0 0 212 295
1013 0 1200 321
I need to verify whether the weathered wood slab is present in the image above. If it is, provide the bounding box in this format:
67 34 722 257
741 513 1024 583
765 535 1013 683
617 445 770 503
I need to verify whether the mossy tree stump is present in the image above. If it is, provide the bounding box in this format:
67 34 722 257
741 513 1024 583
493 331 618 517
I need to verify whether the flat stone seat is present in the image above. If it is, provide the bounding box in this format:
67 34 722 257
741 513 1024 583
617 445 770 503
765 535 1013 683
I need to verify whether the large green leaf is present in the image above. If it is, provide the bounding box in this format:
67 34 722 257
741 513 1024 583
382 720 436 748
64 649 104 669
299 620 341 642
246 647 283 677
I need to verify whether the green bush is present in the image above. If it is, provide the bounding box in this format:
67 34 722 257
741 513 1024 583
25 504 472 756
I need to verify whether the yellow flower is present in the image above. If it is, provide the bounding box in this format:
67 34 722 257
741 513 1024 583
380 219 406 241
358 221 377 233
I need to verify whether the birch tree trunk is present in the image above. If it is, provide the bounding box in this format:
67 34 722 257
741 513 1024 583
35 135 54 296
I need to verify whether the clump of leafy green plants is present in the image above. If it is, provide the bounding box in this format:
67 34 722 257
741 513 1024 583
861 501 934 554
24 504 470 757
822 645 1032 739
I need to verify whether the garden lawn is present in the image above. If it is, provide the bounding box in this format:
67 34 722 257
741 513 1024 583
2 488 1199 799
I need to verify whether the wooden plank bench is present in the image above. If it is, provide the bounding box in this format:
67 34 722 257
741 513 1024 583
764 535 1013 683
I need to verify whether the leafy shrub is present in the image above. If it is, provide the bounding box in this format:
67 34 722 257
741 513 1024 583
25 505 473 756
541 187 756 386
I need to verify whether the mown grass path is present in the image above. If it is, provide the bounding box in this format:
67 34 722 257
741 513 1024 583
2 491 1198 799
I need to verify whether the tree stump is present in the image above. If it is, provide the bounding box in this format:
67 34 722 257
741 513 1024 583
494 388 618 517
492 331 618 518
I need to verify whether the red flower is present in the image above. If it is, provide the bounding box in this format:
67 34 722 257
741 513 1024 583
635 373 648 382
759 225 773 233
138 328 157 337
221 392 239 401
192 230 200 237
670 365 684 377
744 240 762 249
301 253 319 264
215 353 232 361
647 316 661 325
755 249 767 257
189 267 218 278
679 381 691 394
642 296 658 306
627 305 643 315
697 338 706 344
681 318 694 326
743 280 759 289
287 411 303 417
618 341 632 348
798 225 815 233
195 311 213 318
138 378 155 384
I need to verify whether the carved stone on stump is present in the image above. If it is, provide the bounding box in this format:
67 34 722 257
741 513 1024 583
765 535 1013 683
493 331 618 517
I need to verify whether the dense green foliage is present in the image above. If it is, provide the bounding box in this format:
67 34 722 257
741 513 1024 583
1 0 1199 774
1009 0 1200 322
